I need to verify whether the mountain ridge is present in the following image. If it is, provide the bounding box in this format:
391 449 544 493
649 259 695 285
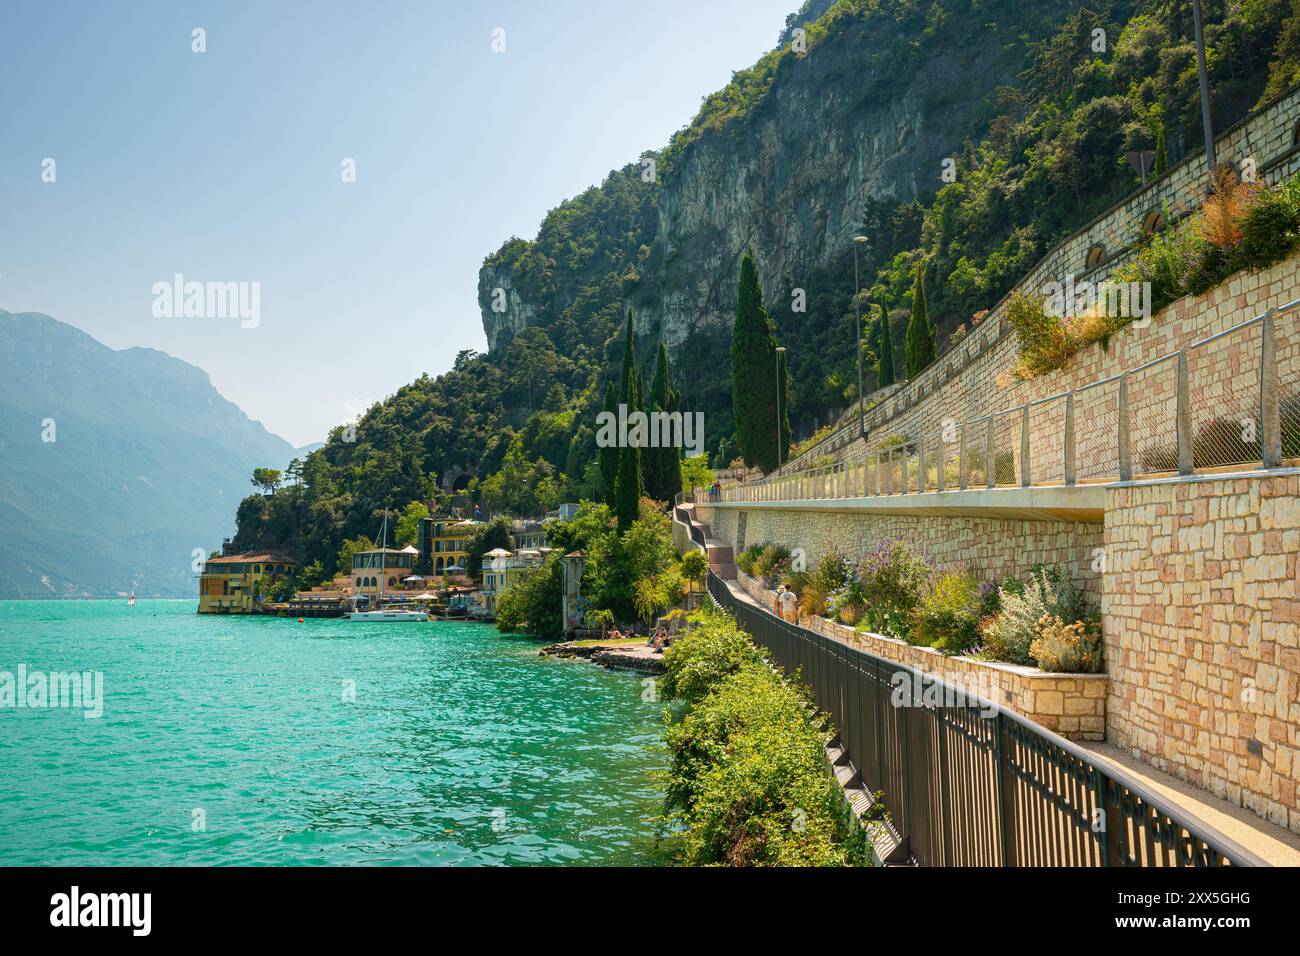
0 309 298 598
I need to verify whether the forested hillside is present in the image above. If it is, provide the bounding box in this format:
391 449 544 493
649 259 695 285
233 0 1300 584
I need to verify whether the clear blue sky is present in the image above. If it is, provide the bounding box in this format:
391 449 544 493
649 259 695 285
0 0 798 446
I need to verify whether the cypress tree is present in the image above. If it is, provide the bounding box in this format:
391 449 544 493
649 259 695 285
876 303 896 388
904 261 935 378
644 343 680 502
777 347 791 465
1154 121 1168 177
614 311 643 531
599 381 618 505
730 252 779 471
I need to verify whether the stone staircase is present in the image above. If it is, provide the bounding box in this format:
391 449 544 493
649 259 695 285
675 502 738 580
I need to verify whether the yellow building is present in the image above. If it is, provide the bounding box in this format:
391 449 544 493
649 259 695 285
419 517 477 578
198 552 295 614
476 548 542 613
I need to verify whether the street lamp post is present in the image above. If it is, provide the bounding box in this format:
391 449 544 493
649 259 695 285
853 236 869 440
775 346 786 470
1191 0 1216 178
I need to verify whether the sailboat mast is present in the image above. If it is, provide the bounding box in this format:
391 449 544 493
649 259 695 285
378 509 388 607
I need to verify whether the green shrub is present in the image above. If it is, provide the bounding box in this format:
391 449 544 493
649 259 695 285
979 568 1084 666
662 664 852 866
1238 178 1300 270
1006 291 1074 380
752 544 792 582
858 538 932 638
911 571 982 655
799 551 849 619
1183 235 1231 296
1030 615 1105 673
736 544 766 577
495 556 564 640
660 606 764 704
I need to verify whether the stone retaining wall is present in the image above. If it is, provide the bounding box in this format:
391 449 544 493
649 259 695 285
735 572 1106 741
695 501 1104 607
1104 472 1300 834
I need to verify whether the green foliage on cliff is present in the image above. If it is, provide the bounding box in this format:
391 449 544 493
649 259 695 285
230 0 1300 577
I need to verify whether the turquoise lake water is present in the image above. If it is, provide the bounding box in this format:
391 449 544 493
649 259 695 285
0 601 670 866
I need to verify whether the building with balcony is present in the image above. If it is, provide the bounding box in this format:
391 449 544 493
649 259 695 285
417 517 478 578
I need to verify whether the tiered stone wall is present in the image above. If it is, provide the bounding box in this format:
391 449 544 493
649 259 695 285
694 502 1104 606
842 249 1300 474
786 85 1300 471
1104 472 1300 835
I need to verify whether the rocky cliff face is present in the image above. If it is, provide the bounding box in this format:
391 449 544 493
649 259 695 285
478 263 540 353
478 0 1076 357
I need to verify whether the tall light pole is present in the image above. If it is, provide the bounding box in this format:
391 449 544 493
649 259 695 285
852 236 869 440
775 346 786 470
1191 0 1216 178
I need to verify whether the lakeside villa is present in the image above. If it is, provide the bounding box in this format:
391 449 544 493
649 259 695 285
197 551 296 614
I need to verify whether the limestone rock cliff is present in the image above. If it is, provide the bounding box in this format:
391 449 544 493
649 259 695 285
478 0 1076 355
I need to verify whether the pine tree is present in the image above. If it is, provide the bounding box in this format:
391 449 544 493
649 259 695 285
876 302 896 388
614 311 643 531
904 261 935 378
599 380 618 506
643 343 680 502
730 252 780 471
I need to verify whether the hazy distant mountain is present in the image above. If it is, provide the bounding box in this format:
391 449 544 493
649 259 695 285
0 310 297 598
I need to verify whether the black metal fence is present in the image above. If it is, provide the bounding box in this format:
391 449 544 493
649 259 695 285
706 571 1263 867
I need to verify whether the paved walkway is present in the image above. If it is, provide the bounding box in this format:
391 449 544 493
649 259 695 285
1076 741 1300 867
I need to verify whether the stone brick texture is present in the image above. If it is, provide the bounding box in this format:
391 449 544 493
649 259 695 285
1105 473 1300 835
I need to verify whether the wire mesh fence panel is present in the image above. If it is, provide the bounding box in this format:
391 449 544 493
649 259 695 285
920 432 943 491
1188 324 1262 469
902 443 920 493
992 410 1021 486
1128 356 1179 475
964 421 988 488
1027 397 1066 485
940 426 961 490
1074 380 1120 481
1278 311 1300 460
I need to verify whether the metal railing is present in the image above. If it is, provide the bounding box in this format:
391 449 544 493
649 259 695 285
707 571 1263 867
725 299 1299 503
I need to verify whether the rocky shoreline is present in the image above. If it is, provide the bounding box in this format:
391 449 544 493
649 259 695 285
540 640 665 674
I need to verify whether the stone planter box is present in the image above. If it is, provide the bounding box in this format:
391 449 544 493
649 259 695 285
736 571 1107 741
